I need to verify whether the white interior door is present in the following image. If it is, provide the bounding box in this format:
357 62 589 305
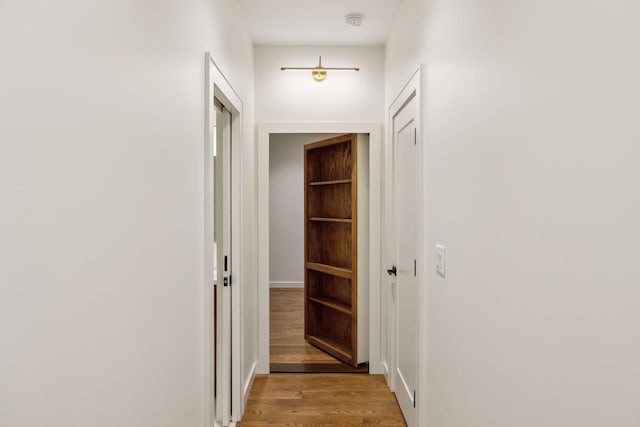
391 91 419 426
205 54 243 427
215 102 232 426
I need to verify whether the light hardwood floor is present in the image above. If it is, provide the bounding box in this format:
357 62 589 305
237 373 407 426
240 288 406 425
270 288 342 364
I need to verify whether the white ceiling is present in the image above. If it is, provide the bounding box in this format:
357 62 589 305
238 0 405 45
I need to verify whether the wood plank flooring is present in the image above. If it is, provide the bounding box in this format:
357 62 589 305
270 288 338 364
239 288 406 425
237 374 407 426
271 288 367 373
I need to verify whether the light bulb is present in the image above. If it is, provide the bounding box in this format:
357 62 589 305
312 70 327 82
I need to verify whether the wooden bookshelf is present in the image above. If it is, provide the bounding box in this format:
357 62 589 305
304 133 369 367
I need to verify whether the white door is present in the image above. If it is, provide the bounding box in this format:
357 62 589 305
205 55 243 427
214 102 232 426
391 89 419 426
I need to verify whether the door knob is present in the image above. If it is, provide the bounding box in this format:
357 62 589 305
387 266 397 276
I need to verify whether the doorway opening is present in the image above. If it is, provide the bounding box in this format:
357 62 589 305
257 123 384 376
269 133 368 373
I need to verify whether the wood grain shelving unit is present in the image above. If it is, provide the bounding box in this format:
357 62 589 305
304 133 369 367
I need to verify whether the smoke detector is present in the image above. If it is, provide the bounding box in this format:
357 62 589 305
345 13 363 27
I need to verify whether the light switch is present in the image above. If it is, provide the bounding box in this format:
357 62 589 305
435 244 446 277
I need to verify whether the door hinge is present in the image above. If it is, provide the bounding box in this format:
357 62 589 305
413 390 416 408
414 128 417 145
414 259 417 277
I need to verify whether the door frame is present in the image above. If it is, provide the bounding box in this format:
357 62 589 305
204 53 244 426
256 122 383 374
386 65 425 425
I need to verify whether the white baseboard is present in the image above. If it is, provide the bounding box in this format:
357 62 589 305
382 361 390 384
269 281 303 289
243 361 257 401
233 361 257 425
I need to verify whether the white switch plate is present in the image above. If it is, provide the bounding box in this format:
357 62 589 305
435 244 446 277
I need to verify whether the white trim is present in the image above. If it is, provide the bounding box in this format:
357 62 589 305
243 361 257 404
269 281 304 289
204 52 215 427
256 125 270 374
386 65 424 427
228 76 244 427
382 361 390 380
418 64 428 427
204 52 246 427
257 122 383 375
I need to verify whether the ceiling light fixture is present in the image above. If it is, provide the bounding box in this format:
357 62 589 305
280 56 360 82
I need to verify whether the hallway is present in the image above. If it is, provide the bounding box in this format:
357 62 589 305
238 374 406 426
3 1 640 426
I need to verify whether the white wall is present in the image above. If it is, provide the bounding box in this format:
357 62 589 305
268 133 341 287
386 0 640 426
0 1 256 426
254 46 385 373
255 45 385 123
